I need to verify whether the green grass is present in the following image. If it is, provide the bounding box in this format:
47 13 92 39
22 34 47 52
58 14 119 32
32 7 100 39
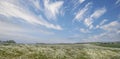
92 42 120 48
0 44 120 59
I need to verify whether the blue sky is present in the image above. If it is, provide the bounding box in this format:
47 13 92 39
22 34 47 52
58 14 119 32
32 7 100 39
0 0 120 43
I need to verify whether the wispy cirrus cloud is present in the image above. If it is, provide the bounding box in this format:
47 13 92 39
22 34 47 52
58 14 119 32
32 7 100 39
116 0 120 6
95 19 108 29
81 20 120 42
91 7 107 19
99 19 108 26
100 21 120 33
79 0 85 4
43 0 64 20
30 0 41 10
69 22 120 42
84 7 107 29
84 18 93 28
74 2 92 21
76 7 106 34
0 0 62 30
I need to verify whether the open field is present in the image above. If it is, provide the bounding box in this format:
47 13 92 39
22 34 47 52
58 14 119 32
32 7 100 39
0 43 120 59
92 42 120 48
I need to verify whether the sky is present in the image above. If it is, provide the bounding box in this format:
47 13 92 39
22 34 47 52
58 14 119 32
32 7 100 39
0 0 120 43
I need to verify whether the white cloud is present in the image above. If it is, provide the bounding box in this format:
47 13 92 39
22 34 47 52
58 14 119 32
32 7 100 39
116 0 120 6
90 7 106 19
95 19 108 29
44 0 64 20
99 19 108 25
31 0 41 10
79 0 85 4
0 0 62 30
82 23 120 42
70 0 81 13
85 32 120 42
74 3 92 21
84 7 106 29
100 21 120 33
82 21 120 42
84 18 93 27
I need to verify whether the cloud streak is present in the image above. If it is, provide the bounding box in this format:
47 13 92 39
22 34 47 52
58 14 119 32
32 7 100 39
79 0 85 4
91 7 107 19
74 2 92 21
0 0 62 30
116 0 120 6
100 21 120 33
95 19 108 29
85 21 120 42
84 7 106 29
44 0 64 20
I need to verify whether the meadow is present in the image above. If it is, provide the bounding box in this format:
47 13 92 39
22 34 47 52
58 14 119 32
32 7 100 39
0 43 120 59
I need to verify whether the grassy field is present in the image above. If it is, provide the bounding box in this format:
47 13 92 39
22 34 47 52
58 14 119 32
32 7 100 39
0 43 120 59
92 42 120 48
